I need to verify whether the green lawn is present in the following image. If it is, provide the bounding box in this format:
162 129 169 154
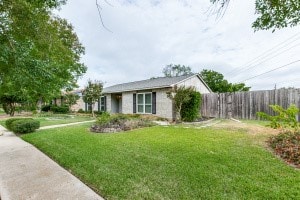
0 115 94 127
22 124 300 199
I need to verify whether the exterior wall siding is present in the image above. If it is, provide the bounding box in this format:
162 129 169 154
155 88 174 120
177 76 210 94
120 88 174 120
122 92 133 114
106 94 112 112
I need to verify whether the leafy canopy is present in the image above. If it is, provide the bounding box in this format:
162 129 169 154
163 64 193 77
0 0 86 115
200 69 250 93
211 0 300 31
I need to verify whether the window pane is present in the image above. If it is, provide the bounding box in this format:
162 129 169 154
145 105 152 113
138 105 144 113
145 93 152 104
138 94 144 104
100 97 105 104
100 105 105 111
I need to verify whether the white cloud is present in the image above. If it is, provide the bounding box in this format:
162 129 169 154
58 0 300 91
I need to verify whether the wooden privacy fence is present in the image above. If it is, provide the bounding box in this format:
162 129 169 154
201 88 300 121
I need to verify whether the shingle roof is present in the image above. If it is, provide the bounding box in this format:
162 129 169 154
103 74 195 93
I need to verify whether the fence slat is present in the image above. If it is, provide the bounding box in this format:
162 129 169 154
201 88 300 121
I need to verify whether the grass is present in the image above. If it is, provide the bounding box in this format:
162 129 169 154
0 114 93 127
22 124 300 199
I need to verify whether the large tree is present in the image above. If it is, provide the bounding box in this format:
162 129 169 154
211 0 300 31
163 64 193 77
0 0 86 115
200 69 250 93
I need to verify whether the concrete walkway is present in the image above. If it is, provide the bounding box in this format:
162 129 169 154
0 125 103 200
39 120 95 130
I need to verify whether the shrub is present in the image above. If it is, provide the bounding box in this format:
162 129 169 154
5 118 30 130
41 105 51 112
92 114 155 133
269 131 300 167
96 112 111 126
257 104 299 131
10 119 40 134
181 91 201 122
50 105 69 114
77 108 85 113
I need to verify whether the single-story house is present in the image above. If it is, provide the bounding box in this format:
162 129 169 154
77 74 211 120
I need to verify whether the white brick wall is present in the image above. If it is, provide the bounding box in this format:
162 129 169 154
122 92 133 114
155 88 174 119
177 75 210 94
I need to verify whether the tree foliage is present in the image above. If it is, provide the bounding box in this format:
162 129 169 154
163 64 193 77
82 80 103 117
211 0 300 31
167 86 195 122
181 91 201 122
0 0 86 115
64 92 80 110
200 69 250 93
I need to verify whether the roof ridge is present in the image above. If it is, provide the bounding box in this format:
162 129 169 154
104 73 195 89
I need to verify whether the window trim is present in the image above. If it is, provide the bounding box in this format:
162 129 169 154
136 93 152 114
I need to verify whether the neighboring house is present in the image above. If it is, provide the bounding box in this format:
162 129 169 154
79 74 211 120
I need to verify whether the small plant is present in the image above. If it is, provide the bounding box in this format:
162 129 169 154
269 131 300 168
96 112 111 126
9 119 40 134
257 104 300 131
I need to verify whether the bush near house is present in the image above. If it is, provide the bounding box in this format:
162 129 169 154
50 105 69 114
7 118 40 134
181 91 201 122
41 105 51 112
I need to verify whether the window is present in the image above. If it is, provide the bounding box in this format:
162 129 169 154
99 96 105 111
137 93 152 114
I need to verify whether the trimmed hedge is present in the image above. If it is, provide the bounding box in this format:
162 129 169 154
50 105 69 114
5 118 31 130
10 119 40 134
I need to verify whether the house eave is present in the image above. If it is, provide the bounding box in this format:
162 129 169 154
103 86 172 94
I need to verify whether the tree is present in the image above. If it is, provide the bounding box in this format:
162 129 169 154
211 0 300 31
163 64 193 77
200 69 250 93
0 0 86 115
82 80 103 117
64 92 80 110
167 86 195 122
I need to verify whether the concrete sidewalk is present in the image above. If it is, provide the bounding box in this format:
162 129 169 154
0 126 103 200
39 120 95 130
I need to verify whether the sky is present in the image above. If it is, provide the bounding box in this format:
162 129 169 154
57 0 300 91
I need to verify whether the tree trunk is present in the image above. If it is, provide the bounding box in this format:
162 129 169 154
92 103 95 118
